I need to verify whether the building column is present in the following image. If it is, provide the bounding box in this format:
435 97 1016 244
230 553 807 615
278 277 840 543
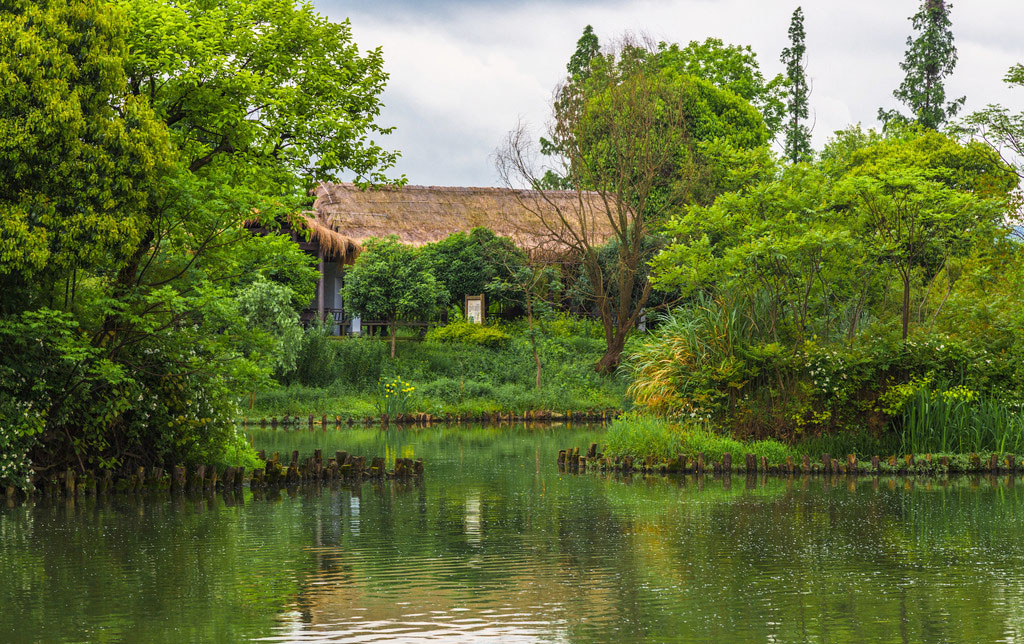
317 248 325 323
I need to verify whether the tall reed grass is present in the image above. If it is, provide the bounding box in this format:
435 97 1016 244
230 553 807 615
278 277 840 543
897 387 1024 454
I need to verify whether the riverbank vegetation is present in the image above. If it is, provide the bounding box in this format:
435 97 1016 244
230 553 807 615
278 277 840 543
0 0 396 489
2 0 1023 493
254 317 626 418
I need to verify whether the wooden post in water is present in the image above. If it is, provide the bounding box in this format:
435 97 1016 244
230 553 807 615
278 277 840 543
760 456 768 474
745 454 756 473
847 454 857 474
872 456 880 474
822 454 831 475
696 452 705 475
801 454 810 474
722 453 732 473
65 468 76 497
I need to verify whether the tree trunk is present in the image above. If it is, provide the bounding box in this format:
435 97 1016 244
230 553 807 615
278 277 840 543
901 274 911 340
390 320 397 358
594 332 627 374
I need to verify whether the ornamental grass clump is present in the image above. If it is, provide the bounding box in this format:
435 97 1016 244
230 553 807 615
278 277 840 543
376 377 415 417
603 413 683 463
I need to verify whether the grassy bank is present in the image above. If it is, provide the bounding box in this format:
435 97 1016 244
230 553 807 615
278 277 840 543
249 317 627 417
600 412 1024 472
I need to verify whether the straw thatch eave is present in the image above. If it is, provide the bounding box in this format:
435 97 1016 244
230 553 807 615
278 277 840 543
244 211 362 265
291 212 361 264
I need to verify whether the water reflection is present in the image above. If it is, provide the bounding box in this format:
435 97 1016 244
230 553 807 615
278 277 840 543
4 425 1024 643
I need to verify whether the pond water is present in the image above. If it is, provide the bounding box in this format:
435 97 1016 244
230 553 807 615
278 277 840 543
4 424 1024 643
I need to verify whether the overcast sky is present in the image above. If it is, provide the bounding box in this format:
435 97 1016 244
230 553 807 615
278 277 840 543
315 0 1024 187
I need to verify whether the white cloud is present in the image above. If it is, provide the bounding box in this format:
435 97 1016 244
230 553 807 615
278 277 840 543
317 0 1024 186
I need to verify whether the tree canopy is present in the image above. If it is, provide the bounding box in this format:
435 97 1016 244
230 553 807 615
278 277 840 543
0 0 399 489
342 236 447 357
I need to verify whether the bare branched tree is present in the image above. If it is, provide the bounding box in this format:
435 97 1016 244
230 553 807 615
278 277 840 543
497 51 695 373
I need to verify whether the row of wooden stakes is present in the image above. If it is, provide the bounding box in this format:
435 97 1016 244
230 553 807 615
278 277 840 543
558 445 1024 476
239 409 620 429
1 450 423 501
254 449 424 486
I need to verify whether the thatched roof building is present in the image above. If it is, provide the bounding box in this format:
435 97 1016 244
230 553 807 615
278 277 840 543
309 182 617 263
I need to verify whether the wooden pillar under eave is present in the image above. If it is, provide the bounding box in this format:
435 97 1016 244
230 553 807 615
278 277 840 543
317 247 325 323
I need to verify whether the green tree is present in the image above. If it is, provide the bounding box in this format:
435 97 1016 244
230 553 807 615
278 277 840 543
781 6 813 163
567 24 600 80
879 0 965 130
499 44 767 373
421 228 525 312
0 0 398 487
840 168 1002 340
342 236 447 358
0 0 170 310
655 38 786 138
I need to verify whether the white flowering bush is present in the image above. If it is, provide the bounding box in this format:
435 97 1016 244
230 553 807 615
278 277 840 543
0 396 42 491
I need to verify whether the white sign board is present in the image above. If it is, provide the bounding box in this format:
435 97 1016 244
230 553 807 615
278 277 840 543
466 298 483 324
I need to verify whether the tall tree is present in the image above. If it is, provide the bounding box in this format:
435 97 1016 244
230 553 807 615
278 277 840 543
879 0 965 130
0 0 400 485
567 25 600 80
781 7 813 163
656 38 786 138
498 42 767 373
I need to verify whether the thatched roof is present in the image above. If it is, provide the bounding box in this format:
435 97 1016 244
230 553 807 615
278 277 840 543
290 212 361 264
311 182 617 260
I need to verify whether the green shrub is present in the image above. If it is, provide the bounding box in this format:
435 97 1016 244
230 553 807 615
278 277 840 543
332 336 388 389
418 378 495 404
279 323 340 387
426 321 512 349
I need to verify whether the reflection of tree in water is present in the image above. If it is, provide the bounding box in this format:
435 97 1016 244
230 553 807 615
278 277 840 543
7 425 1024 643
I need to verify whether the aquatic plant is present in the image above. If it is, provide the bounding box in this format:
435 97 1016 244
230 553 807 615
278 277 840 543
376 377 416 417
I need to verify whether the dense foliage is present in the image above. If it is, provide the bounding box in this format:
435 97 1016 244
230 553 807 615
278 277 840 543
0 0 396 490
628 126 1022 447
253 316 624 417
341 236 447 357
420 228 526 313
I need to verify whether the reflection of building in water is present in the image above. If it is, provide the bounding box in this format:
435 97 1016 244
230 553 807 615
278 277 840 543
277 487 617 643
